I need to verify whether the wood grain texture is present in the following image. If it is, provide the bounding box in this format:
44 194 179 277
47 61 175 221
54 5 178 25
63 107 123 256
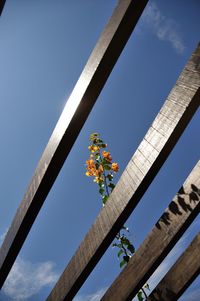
101 162 200 301
147 233 200 301
46 45 200 301
0 0 149 288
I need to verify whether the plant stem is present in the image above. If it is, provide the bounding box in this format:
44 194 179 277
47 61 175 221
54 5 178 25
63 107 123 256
103 170 109 196
142 287 148 300
120 239 129 258
99 152 110 197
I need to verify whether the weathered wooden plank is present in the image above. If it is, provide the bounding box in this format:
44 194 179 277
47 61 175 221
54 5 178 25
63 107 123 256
101 162 200 301
46 45 200 301
147 233 200 301
0 0 6 15
0 0 149 288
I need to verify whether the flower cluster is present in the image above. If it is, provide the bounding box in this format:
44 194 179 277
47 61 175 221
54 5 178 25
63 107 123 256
85 134 134 262
85 133 149 301
86 133 119 205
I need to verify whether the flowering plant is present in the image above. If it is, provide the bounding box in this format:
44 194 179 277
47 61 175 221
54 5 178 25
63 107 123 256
86 133 149 300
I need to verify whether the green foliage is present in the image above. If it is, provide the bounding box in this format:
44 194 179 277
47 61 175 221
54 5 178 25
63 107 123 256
108 183 115 190
144 283 150 290
112 243 122 248
86 133 150 301
104 164 111 170
95 154 100 161
127 243 135 254
117 249 123 258
137 290 144 301
123 255 130 263
99 188 104 195
120 259 127 268
102 195 109 205
107 174 113 181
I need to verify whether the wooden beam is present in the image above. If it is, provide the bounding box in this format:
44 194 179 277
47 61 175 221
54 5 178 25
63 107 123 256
0 0 149 288
101 162 200 301
46 45 200 301
0 0 6 15
147 233 200 301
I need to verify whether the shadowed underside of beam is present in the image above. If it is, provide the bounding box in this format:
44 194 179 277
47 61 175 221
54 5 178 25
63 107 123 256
147 232 200 301
0 0 149 289
0 0 6 15
46 45 200 301
101 162 200 301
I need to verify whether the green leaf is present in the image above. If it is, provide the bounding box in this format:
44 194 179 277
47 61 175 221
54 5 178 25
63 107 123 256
104 165 111 170
102 158 111 165
120 236 129 246
100 143 107 148
90 133 99 142
144 283 150 290
90 133 99 138
99 188 104 195
137 290 144 301
108 183 115 189
117 249 123 258
102 195 108 204
120 259 127 268
127 244 135 254
123 255 130 263
95 154 100 161
107 174 113 181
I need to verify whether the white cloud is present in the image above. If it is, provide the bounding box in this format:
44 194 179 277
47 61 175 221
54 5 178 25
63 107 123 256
74 288 107 301
2 257 59 301
1 219 199 301
142 2 185 54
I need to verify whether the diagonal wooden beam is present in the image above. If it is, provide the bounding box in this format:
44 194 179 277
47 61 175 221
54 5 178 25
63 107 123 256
46 45 200 301
0 0 6 15
0 0 149 288
101 162 200 301
147 232 200 301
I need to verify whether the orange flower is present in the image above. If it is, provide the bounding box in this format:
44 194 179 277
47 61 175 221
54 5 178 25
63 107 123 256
102 151 112 161
94 176 103 183
111 162 119 172
86 159 97 176
86 159 94 165
88 145 99 153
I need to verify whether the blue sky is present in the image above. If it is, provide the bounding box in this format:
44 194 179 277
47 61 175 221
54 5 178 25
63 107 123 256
0 1 199 300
